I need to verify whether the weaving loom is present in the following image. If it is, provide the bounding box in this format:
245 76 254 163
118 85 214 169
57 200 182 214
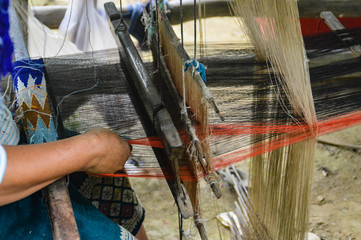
7 0 361 239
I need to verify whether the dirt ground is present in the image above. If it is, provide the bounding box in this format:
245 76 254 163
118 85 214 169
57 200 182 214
309 126 361 240
30 1 361 239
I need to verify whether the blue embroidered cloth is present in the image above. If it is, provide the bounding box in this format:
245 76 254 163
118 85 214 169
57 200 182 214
11 59 58 144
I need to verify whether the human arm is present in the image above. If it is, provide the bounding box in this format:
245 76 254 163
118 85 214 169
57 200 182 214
0 128 131 206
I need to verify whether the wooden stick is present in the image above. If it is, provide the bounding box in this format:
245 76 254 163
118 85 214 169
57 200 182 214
318 139 361 151
44 179 80 240
33 0 361 29
321 11 361 57
194 213 209 240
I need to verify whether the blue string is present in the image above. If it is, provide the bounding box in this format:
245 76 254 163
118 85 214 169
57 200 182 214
184 59 207 83
0 0 13 77
158 0 166 13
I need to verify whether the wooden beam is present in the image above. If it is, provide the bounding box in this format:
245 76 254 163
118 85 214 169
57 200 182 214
33 0 361 29
299 0 361 18
167 0 232 24
105 2 194 219
321 11 361 57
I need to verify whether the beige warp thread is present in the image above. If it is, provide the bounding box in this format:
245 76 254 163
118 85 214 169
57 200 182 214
230 0 317 239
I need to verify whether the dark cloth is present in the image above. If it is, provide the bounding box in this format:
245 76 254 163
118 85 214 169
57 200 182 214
0 185 135 240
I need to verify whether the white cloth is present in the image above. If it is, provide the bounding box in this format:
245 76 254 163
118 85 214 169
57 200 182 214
0 145 7 184
58 0 117 52
12 0 81 58
0 98 20 146
0 97 20 184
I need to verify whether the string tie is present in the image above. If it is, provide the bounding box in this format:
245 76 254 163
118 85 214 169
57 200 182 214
184 59 207 83
158 0 169 14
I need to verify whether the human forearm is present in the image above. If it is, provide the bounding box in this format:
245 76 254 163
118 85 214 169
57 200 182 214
0 134 94 204
0 129 131 205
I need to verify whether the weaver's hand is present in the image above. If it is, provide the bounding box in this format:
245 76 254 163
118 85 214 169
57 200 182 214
81 128 132 174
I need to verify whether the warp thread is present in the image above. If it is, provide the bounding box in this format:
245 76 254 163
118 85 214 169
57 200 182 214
0 0 13 77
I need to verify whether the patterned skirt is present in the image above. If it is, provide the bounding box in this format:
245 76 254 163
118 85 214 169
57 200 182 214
70 173 145 235
0 185 137 240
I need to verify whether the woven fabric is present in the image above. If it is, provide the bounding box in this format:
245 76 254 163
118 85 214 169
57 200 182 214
71 173 145 236
42 48 361 179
